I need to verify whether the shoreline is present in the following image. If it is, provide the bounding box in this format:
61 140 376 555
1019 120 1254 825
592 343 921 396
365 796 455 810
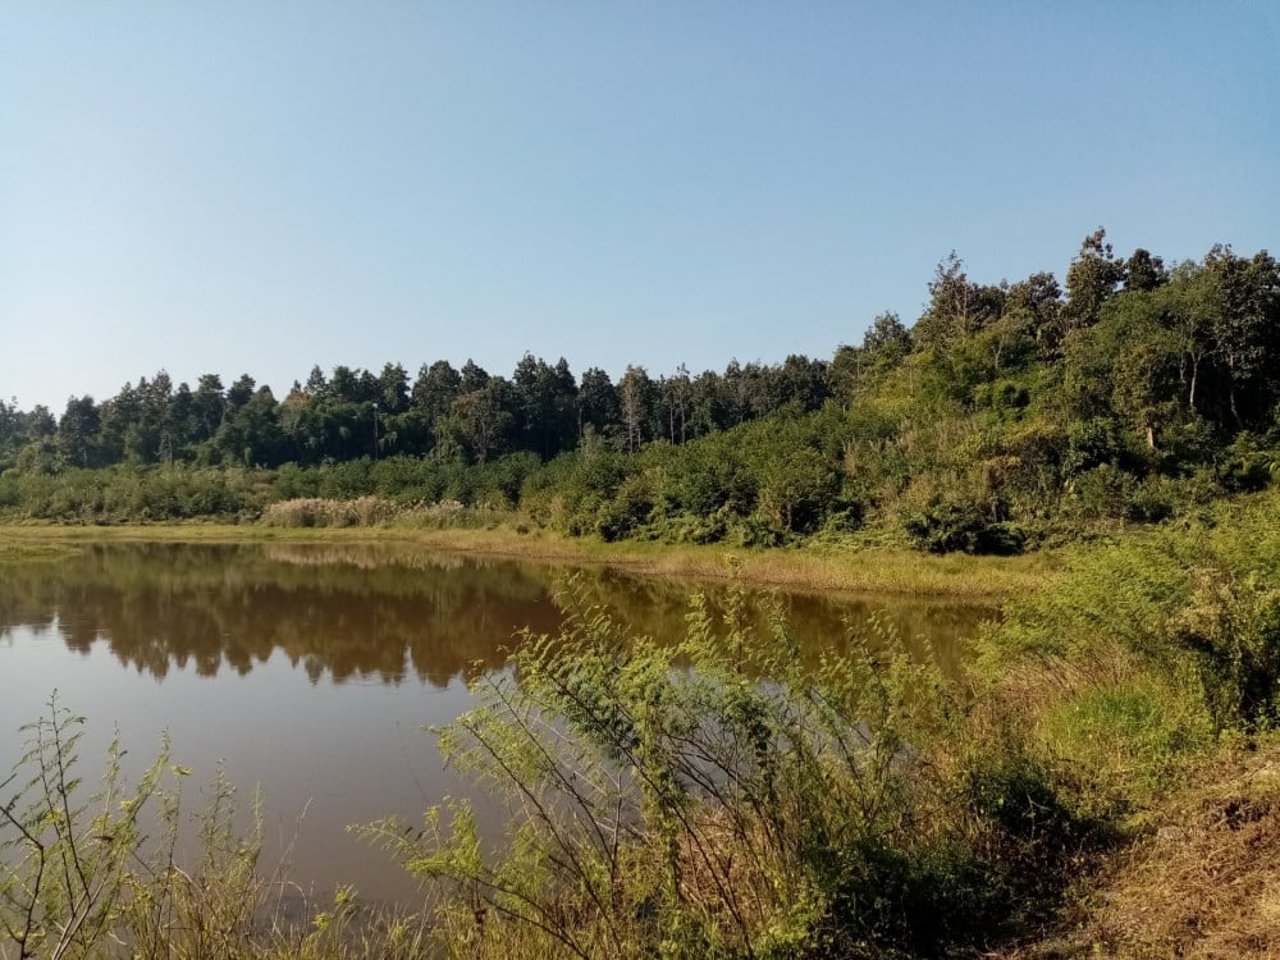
0 521 1058 598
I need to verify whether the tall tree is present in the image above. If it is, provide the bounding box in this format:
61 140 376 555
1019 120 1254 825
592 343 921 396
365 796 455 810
377 362 410 414
1125 248 1167 292
1204 246 1280 425
439 378 514 463
1064 228 1126 332
578 367 620 440
460 359 490 394
618 365 654 453
412 361 463 448
57 396 101 468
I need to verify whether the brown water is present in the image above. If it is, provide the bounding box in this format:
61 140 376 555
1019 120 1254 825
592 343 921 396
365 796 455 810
0 541 994 907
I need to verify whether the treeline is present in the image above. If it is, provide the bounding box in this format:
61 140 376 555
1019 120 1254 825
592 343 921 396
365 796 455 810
3 229 1278 550
1 350 828 472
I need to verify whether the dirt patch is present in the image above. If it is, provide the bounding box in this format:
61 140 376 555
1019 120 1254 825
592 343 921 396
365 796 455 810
1004 743 1280 959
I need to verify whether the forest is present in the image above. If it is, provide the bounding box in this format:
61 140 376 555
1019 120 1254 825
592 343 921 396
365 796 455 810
3 229 1278 552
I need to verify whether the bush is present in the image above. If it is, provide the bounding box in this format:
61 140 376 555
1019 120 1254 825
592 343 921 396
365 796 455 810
1216 433 1274 493
594 475 655 541
1063 462 1139 521
900 488 1025 555
357 583 1031 959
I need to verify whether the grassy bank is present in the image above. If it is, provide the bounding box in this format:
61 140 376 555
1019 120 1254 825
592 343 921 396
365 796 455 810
0 520 1058 598
998 736 1280 959
5 493 1279 957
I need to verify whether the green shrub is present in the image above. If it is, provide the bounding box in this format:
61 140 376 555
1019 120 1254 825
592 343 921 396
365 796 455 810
356 581 1091 959
901 497 1025 555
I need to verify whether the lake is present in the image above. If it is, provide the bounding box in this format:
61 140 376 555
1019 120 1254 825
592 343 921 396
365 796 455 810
0 541 994 907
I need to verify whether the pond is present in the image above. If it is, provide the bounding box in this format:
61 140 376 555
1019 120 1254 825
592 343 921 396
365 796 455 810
0 541 994 907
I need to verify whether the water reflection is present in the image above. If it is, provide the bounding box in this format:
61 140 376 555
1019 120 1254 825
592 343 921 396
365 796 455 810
0 542 992 685
0 541 994 903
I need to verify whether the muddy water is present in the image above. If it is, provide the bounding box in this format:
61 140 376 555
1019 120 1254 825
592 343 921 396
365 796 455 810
0 541 994 906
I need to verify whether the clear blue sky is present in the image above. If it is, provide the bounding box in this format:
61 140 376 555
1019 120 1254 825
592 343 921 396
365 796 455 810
2 1 1276 412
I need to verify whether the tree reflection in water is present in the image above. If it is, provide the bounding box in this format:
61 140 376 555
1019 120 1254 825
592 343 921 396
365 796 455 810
0 542 994 686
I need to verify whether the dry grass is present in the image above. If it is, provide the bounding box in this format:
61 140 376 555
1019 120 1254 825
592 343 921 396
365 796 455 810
261 496 402 528
0 521 1057 598
1004 739 1280 960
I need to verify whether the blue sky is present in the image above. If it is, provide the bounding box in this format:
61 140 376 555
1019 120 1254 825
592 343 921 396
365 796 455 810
2 1 1276 412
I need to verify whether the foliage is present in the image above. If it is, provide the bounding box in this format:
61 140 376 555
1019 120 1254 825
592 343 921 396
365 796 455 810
355 578 1101 959
3 232 1277 552
13 488 1280 954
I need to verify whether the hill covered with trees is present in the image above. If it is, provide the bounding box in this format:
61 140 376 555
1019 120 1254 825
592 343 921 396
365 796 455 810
3 229 1278 552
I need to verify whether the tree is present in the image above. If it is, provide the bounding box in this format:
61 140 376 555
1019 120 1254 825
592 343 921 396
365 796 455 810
1104 296 1182 449
377 362 410 415
412 360 462 425
775 355 829 411
1064 228 1126 332
439 378 515 464
511 354 576 458
460 359 490 394
192 374 226 442
664 364 693 443
577 367 620 440
304 365 328 397
214 385 283 467
327 366 360 404
915 253 1005 349
1204 246 1280 426
860 312 912 380
1004 272 1062 346
57 396 101 468
1125 248 1167 292
618 365 654 453
1158 261 1216 413
688 370 728 436
225 374 257 413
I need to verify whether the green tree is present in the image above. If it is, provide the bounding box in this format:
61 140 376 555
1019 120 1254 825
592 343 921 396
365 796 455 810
1064 228 1126 332
618 365 653 453
438 378 515 464
577 367 621 441
460 359 490 393
1204 246 1280 426
57 395 101 468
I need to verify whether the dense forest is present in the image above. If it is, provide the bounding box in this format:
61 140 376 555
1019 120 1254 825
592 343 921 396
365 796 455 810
3 229 1278 551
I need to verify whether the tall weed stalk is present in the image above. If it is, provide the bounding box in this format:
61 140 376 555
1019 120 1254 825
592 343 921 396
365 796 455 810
356 577 1014 959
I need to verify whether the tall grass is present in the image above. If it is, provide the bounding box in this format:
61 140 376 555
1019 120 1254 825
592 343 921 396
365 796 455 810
357 578 1097 959
261 496 402 528
0 698 432 960
259 497 512 531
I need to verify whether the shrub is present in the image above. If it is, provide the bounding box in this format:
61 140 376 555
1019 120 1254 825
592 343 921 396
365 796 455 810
356 580 1074 959
594 475 655 542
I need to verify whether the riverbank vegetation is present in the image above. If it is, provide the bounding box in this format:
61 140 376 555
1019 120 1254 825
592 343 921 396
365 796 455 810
3 232 1278 555
5 490 1280 957
5 228 1280 954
